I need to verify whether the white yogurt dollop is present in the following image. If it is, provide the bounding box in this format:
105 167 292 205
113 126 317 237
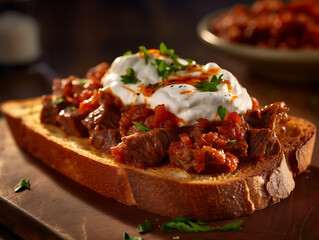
102 52 252 126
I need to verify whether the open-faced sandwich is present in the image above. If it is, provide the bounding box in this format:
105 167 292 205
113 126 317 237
1 43 316 221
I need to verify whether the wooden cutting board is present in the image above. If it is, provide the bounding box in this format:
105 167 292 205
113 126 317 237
0 119 318 240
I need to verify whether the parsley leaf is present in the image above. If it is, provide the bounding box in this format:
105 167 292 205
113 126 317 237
213 220 243 231
137 219 153 233
139 46 151 64
123 232 143 240
64 106 76 111
121 68 140 84
52 98 65 105
159 42 194 67
195 74 223 92
159 42 178 60
78 78 86 87
14 178 30 192
218 105 227 121
152 59 180 80
161 217 212 233
161 218 243 233
132 121 151 132
123 50 133 56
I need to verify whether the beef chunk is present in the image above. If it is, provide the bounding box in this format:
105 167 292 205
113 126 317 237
89 127 121 152
203 148 239 174
247 128 281 160
187 123 206 139
245 101 289 130
86 62 110 82
111 128 178 168
169 148 197 172
223 141 248 159
119 105 153 136
82 105 120 131
57 108 88 137
40 95 68 125
52 76 79 98
169 147 238 174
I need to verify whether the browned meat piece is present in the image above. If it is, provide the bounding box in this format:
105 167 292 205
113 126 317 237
57 108 88 137
111 128 178 168
89 127 121 152
245 101 289 130
223 140 248 159
82 105 120 130
169 146 238 174
40 95 68 125
86 62 110 82
247 128 281 160
52 76 80 98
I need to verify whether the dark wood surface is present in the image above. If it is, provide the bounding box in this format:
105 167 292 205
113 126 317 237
0 119 319 240
1 0 319 239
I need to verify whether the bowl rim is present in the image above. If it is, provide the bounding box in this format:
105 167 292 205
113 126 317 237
197 11 319 63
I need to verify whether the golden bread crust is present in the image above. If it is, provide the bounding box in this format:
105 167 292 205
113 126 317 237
1 97 316 220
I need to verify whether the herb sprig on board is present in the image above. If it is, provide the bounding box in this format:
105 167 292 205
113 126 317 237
14 178 30 192
161 217 243 233
137 219 153 233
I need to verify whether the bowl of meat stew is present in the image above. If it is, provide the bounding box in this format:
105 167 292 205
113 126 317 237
197 0 319 82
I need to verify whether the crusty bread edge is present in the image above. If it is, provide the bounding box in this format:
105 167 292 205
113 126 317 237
288 116 316 176
1 98 315 220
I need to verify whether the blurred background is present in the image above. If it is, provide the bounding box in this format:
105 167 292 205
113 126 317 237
0 0 255 102
0 0 318 238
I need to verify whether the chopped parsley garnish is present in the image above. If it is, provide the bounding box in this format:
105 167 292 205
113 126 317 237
213 220 243 231
161 217 243 233
227 139 237 143
123 50 133 56
64 106 76 111
218 105 227 121
195 74 223 92
121 68 140 84
152 59 180 80
137 219 153 233
52 98 65 105
161 217 212 233
159 42 194 67
132 121 151 132
139 46 151 64
78 78 86 87
123 232 143 240
14 178 30 192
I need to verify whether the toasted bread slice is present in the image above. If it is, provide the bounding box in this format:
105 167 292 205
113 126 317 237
1 97 316 220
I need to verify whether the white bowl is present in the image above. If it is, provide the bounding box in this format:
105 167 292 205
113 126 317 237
197 11 319 82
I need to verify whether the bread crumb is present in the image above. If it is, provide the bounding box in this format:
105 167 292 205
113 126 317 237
173 236 180 239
